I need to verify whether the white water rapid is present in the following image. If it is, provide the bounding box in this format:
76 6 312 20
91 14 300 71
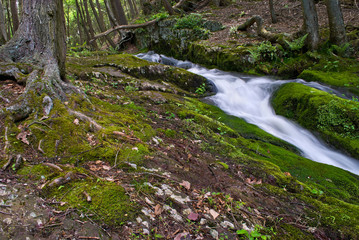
137 52 359 175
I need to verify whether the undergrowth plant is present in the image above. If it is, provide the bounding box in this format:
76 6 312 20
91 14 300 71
174 13 204 29
284 34 308 52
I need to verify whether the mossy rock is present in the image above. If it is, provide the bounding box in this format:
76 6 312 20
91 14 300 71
299 70 359 95
272 82 359 159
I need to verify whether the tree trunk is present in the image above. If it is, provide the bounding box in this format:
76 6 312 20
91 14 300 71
326 0 347 46
0 0 77 120
5 0 11 38
127 0 136 19
105 0 117 27
76 9 85 44
82 0 98 49
89 0 116 48
0 0 8 44
110 0 128 25
76 0 97 49
162 0 175 15
10 0 19 32
301 0 320 50
269 0 277 23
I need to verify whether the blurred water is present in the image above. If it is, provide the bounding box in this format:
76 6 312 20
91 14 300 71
137 52 359 175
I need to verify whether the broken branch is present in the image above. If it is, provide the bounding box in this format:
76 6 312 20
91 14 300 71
90 19 158 43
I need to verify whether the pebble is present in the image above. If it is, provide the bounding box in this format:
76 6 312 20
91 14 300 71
210 229 219 239
220 220 234 229
200 218 207 225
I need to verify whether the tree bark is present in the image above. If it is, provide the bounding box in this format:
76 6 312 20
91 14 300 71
76 8 85 44
162 0 175 15
301 0 320 50
0 0 77 120
89 0 116 48
105 0 117 27
326 0 347 46
110 0 128 25
5 0 11 38
127 0 136 18
82 0 98 49
269 0 278 23
76 0 97 49
0 0 8 44
10 0 19 32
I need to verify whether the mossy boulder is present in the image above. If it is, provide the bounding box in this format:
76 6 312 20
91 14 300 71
299 70 359 95
272 82 359 159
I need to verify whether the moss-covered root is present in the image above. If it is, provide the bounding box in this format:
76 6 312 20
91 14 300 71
272 82 359 158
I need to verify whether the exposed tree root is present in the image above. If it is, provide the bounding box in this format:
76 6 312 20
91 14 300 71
237 15 298 45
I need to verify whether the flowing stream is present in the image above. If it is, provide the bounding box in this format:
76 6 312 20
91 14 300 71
136 52 359 175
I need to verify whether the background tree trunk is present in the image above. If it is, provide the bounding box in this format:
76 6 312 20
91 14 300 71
269 0 277 23
89 0 116 48
10 0 19 32
0 0 8 44
301 0 320 50
110 0 128 25
326 0 347 46
83 0 99 49
163 0 175 15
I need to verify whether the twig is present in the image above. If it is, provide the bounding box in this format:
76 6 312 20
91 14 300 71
78 237 100 240
42 162 63 172
27 121 52 129
67 109 103 131
38 139 45 154
0 210 13 215
4 126 9 154
83 191 92 202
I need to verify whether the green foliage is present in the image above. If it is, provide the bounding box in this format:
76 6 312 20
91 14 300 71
174 13 204 29
195 83 206 95
284 34 308 52
323 60 339 72
330 43 352 57
236 225 273 239
317 100 357 138
248 41 278 63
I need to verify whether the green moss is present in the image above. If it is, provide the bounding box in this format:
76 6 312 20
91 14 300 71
299 70 359 95
272 82 359 159
45 178 137 226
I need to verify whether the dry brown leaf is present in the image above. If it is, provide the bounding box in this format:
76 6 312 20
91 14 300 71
284 172 291 176
154 204 162 215
16 130 31 145
179 180 191 190
209 209 219 219
102 165 111 171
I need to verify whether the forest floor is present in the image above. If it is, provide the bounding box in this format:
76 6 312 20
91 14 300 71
1 1 359 240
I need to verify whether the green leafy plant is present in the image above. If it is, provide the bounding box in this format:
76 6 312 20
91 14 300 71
248 41 278 63
174 13 204 29
330 43 352 57
195 83 206 95
236 225 273 240
323 60 339 72
285 34 308 52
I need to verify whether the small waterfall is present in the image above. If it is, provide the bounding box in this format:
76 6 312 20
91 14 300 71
136 52 359 175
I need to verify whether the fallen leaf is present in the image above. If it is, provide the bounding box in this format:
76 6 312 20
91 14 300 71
209 209 219 219
16 130 31 145
179 180 191 190
154 204 162 215
284 172 291 176
187 212 199 221
102 165 111 171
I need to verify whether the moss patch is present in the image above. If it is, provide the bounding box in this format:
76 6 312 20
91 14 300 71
272 82 359 159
